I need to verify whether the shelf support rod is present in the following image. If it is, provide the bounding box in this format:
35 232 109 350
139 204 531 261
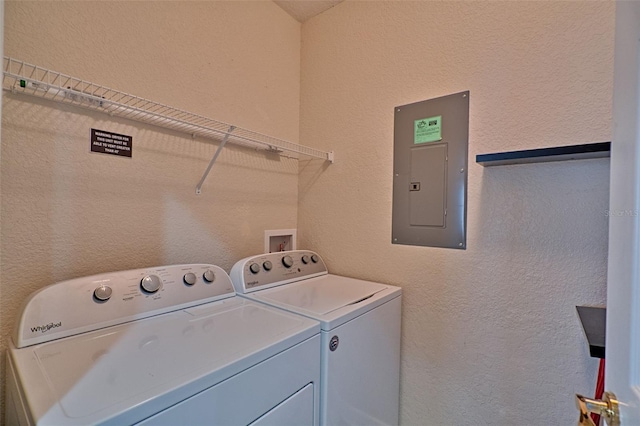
195 125 236 195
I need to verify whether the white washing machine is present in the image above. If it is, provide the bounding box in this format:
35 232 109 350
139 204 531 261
230 250 402 426
5 264 321 426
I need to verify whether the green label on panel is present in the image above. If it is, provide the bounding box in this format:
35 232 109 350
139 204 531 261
414 116 442 144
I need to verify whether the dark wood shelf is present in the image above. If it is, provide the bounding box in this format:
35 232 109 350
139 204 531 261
476 142 610 167
576 306 606 359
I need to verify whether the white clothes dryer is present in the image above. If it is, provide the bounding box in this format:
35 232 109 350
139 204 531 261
230 251 402 426
6 264 321 426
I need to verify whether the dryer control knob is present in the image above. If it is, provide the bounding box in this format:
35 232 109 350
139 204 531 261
183 272 197 286
301 255 310 264
311 254 319 263
140 275 162 293
282 255 294 268
249 263 261 274
93 285 112 301
263 261 273 271
203 270 215 283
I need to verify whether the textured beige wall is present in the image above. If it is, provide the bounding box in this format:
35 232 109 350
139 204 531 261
1 0 300 409
299 2 613 424
0 1 618 424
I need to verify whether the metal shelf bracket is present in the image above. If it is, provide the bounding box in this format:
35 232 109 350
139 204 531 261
195 126 235 195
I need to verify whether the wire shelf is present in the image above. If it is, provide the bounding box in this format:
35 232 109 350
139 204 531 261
2 57 334 162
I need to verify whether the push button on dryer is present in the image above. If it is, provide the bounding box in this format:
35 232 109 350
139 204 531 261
203 270 216 283
249 263 261 274
282 255 294 268
183 272 197 286
93 285 112 302
140 275 162 293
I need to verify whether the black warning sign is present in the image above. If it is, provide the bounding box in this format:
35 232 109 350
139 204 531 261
91 129 132 158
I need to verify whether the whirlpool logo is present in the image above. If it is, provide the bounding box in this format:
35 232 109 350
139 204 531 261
30 322 62 334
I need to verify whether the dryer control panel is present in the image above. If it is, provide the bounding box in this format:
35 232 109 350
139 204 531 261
14 264 235 348
230 250 328 294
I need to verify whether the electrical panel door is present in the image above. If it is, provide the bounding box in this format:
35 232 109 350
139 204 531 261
392 91 469 249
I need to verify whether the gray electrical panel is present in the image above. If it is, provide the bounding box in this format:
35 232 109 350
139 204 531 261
392 91 469 249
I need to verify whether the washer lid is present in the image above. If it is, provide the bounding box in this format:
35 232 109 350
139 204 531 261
230 252 402 331
9 297 319 425
258 275 388 316
248 275 401 330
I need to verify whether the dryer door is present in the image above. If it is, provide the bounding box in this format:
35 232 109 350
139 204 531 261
136 334 320 426
250 383 314 426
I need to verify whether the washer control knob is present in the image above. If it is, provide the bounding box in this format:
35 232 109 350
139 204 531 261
183 272 197 286
140 275 162 293
94 285 112 301
301 255 310 264
203 270 215 283
282 255 294 268
263 261 273 271
249 263 261 274
311 254 319 263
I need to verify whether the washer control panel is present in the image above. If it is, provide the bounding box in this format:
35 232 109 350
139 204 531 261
230 250 328 294
15 264 235 348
